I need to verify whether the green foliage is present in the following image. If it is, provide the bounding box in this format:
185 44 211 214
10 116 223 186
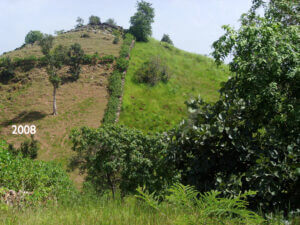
136 183 264 224
170 0 300 212
88 15 101 25
160 34 173 45
76 17 84 28
119 33 135 58
13 56 37 72
0 140 77 203
115 57 129 72
113 36 119 44
102 71 122 124
0 57 15 83
25 30 43 45
38 34 54 57
99 55 115 64
134 56 170 86
129 0 155 42
105 18 117 26
80 33 90 38
67 43 84 81
69 124 178 197
8 135 39 159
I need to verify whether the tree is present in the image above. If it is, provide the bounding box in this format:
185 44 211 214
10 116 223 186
25 30 43 44
105 18 117 26
69 124 178 198
88 15 101 25
170 0 300 212
161 34 173 45
129 1 155 42
76 17 84 28
68 43 84 81
39 35 65 115
38 34 54 57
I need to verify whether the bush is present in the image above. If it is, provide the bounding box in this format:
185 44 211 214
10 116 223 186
0 57 15 83
161 34 173 45
80 33 90 38
0 140 77 203
8 135 39 159
119 33 135 58
25 30 43 45
134 56 170 86
115 58 129 72
13 56 38 72
102 71 122 124
68 43 84 80
88 15 101 25
113 36 119 44
70 124 178 197
100 55 115 64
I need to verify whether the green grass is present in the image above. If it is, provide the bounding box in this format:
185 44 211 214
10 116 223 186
0 194 291 225
119 39 229 132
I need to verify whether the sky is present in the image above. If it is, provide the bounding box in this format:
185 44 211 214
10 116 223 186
0 0 253 58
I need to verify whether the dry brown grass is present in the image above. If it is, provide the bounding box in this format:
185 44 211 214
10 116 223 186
2 29 122 58
0 64 114 188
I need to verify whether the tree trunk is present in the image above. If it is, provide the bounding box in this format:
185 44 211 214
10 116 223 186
53 86 57 115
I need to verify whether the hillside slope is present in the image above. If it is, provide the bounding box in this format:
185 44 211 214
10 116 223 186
119 39 229 132
0 28 120 187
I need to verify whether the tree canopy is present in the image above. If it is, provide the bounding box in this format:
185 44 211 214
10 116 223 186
129 0 154 42
25 30 43 44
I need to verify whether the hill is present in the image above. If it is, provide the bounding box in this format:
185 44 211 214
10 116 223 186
0 26 121 187
119 39 229 132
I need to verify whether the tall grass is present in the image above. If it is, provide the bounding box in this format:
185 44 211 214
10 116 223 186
119 39 230 132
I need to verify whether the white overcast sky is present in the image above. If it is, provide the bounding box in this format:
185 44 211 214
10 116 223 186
0 0 253 57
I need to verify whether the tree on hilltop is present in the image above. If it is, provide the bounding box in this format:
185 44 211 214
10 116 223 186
25 30 43 45
76 17 84 28
89 15 101 25
105 18 117 26
161 34 173 45
129 1 155 42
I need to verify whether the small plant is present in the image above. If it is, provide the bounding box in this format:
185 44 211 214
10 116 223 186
80 33 90 38
115 58 129 72
88 15 101 25
134 56 170 86
113 36 119 44
161 34 173 45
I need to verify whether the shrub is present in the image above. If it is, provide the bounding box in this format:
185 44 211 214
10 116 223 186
25 30 43 45
102 71 122 124
69 124 178 197
119 33 135 58
80 33 90 38
161 34 173 45
13 56 37 72
134 56 170 86
82 54 93 64
8 135 39 159
115 58 129 72
0 57 15 83
105 18 117 26
0 140 77 203
100 55 115 64
88 15 101 25
37 56 48 67
113 36 119 44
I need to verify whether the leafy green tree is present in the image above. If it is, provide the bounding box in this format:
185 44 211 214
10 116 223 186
25 30 43 44
161 34 173 45
68 43 84 81
105 18 117 26
88 15 101 25
76 17 84 28
170 0 300 212
39 35 65 115
38 34 54 57
129 1 155 42
70 124 178 198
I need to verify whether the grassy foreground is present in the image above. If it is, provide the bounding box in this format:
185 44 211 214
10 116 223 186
119 39 229 132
